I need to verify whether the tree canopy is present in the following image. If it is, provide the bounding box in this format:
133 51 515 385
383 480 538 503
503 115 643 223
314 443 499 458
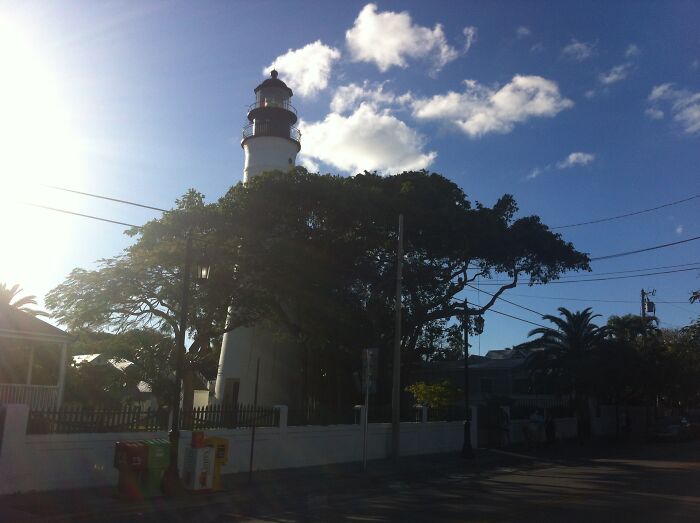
46 168 590 409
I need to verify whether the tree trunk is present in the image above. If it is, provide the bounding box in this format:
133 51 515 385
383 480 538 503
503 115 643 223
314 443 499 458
181 366 195 428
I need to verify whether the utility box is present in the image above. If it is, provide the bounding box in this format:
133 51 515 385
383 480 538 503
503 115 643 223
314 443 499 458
204 436 229 490
114 441 148 501
183 446 215 491
143 439 170 497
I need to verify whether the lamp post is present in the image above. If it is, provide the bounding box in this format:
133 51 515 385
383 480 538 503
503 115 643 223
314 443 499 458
162 232 210 495
461 295 474 459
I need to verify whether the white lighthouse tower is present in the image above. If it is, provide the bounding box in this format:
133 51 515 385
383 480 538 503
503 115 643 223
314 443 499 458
241 70 301 181
214 71 303 408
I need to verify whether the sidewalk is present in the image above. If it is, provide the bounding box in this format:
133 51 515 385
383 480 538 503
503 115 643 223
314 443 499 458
0 450 522 523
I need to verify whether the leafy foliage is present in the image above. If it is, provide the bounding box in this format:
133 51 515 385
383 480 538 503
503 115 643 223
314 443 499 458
405 380 461 408
0 283 46 316
46 168 589 410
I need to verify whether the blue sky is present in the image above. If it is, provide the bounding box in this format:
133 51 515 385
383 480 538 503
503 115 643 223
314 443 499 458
1 0 699 351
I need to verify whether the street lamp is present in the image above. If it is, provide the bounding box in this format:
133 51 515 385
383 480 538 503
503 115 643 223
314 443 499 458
162 233 209 495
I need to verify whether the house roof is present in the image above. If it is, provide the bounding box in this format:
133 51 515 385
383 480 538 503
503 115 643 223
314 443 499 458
73 354 135 372
0 303 69 342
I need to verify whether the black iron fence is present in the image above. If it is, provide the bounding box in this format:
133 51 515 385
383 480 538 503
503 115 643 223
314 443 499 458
27 406 169 434
27 404 279 435
26 403 467 434
182 404 279 430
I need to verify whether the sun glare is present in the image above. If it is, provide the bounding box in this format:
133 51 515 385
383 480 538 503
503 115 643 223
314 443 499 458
0 15 85 290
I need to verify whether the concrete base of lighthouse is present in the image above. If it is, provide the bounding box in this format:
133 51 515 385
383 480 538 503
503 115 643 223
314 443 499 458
214 321 304 408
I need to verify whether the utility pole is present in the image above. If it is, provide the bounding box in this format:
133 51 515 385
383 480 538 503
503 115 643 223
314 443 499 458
641 289 656 319
461 295 474 458
391 214 404 462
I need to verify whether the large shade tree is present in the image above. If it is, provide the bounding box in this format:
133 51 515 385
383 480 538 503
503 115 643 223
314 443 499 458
47 168 590 411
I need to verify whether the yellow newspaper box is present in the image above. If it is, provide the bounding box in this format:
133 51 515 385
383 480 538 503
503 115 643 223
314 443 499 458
204 436 229 490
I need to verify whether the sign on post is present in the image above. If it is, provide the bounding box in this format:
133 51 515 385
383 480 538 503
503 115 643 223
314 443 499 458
362 347 379 395
361 348 378 471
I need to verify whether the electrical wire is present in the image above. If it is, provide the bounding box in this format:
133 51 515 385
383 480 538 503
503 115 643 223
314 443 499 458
590 235 700 261
487 308 547 328
19 202 142 229
466 284 545 317
41 184 168 212
477 261 700 285
502 293 695 305
478 266 700 286
551 194 700 229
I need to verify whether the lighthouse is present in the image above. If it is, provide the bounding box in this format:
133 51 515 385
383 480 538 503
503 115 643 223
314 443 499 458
214 71 303 408
241 70 301 181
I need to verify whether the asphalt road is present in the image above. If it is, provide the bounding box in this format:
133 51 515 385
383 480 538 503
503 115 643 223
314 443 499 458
89 441 700 523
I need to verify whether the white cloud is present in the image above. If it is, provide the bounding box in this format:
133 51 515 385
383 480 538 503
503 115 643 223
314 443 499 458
345 3 461 73
528 151 595 180
557 152 595 169
645 107 664 120
625 44 640 58
412 75 573 138
676 224 684 235
648 83 674 101
298 103 436 174
330 82 400 113
463 26 478 53
266 41 341 97
516 26 531 39
691 60 699 70
584 89 596 99
299 156 320 173
599 62 633 85
527 167 543 180
561 38 595 61
647 83 700 134
530 42 545 54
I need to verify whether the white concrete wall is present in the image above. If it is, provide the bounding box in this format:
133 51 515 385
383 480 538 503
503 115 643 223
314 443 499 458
0 404 469 495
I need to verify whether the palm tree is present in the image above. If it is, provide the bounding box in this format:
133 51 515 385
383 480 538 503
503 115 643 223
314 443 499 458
0 283 47 316
527 307 608 438
607 314 660 343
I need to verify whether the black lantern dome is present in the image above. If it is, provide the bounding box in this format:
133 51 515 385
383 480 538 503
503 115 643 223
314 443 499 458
242 70 300 150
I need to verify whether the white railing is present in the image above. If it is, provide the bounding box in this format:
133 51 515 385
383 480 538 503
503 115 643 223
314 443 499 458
0 384 58 410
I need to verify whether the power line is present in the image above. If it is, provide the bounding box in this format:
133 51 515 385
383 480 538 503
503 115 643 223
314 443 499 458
552 194 700 229
503 292 694 305
466 284 545 317
19 202 142 229
590 235 700 261
574 261 700 277
487 308 547 328
479 261 700 285
480 266 700 286
478 266 700 285
41 184 168 212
